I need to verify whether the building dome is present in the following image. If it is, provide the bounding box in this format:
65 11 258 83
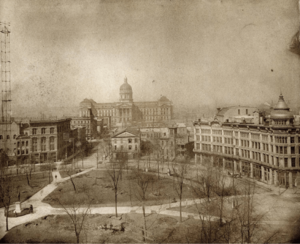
270 93 294 120
158 96 170 102
120 77 132 94
119 77 133 102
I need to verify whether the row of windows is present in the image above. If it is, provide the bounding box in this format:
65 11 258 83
0 135 16 140
241 140 250 147
213 136 222 143
113 138 139 143
275 120 289 125
240 132 249 138
17 149 29 155
224 130 233 136
224 138 233 145
32 137 55 152
197 135 300 147
213 145 222 152
201 129 211 134
201 135 211 142
224 146 234 155
241 149 250 158
196 127 300 144
202 151 298 169
32 127 55 135
73 120 90 124
142 116 170 121
202 143 211 151
251 133 260 140
17 141 29 147
114 145 138 151
212 130 222 135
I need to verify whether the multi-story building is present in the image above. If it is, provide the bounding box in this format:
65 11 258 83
194 94 299 188
0 121 21 157
22 118 72 163
71 108 97 140
111 128 140 159
79 77 173 128
140 126 176 160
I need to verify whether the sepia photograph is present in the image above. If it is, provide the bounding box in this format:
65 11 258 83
0 0 300 243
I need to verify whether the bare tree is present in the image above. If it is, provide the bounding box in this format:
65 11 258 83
231 181 269 243
132 169 156 242
172 159 189 222
214 169 227 227
67 169 77 193
106 159 124 217
46 152 53 184
95 143 101 169
55 197 93 243
0 176 12 231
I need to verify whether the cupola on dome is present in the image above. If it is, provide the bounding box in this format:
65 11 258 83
270 93 294 121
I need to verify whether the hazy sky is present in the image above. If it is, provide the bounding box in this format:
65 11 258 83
0 0 299 112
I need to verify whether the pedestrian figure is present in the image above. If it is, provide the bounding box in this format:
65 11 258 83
30 205 33 213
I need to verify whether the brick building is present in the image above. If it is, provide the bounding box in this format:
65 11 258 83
22 118 72 163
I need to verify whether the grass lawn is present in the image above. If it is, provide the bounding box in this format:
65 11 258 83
43 170 198 207
0 213 203 243
59 169 82 178
0 173 50 208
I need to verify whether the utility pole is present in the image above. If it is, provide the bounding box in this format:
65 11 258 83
0 22 12 157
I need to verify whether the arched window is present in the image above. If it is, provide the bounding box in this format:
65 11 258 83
50 127 54 134
32 128 37 135
7 135 10 139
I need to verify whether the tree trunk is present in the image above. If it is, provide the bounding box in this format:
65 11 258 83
70 177 77 192
179 195 182 222
26 173 30 186
142 203 147 241
76 233 80 243
5 206 9 231
115 190 118 217
219 198 223 226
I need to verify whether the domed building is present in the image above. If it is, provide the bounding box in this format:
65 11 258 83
194 92 300 190
78 77 173 128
